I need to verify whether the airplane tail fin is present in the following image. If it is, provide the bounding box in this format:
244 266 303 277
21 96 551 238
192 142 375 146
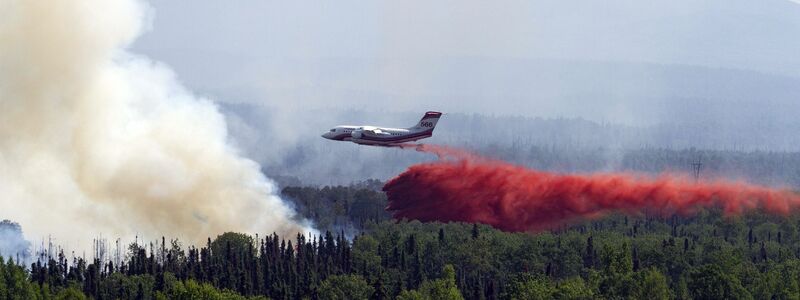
411 111 442 131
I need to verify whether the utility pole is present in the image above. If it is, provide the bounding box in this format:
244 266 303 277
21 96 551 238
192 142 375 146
691 156 703 183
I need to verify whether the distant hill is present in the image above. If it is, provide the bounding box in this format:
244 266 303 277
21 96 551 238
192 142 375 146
221 102 800 187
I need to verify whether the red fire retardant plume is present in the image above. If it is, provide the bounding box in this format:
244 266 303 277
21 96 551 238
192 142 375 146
384 145 800 232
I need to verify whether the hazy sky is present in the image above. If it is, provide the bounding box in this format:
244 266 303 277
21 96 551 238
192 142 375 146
132 0 800 124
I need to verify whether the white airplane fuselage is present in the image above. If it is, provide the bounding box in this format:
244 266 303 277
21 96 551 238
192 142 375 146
321 111 442 146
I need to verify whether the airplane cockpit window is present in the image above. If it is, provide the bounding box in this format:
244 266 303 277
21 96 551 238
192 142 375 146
330 129 336 132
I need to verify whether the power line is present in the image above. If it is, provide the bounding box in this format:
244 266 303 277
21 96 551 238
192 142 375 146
691 156 703 183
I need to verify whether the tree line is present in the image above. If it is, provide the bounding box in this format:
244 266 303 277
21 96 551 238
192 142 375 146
5 184 800 299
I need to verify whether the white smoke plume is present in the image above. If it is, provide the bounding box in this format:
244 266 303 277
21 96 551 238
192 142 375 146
0 220 31 264
0 0 312 246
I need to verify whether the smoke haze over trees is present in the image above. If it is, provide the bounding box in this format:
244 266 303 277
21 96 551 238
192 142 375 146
221 105 800 188
0 220 31 265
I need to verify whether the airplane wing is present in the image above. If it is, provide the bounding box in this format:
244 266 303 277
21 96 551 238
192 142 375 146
365 129 391 136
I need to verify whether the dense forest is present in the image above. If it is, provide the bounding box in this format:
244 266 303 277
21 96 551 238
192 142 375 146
4 184 800 299
281 181 388 236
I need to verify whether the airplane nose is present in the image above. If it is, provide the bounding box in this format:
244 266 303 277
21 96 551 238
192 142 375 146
322 133 331 139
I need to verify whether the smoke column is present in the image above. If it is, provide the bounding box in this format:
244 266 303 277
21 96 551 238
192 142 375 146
384 145 800 231
0 220 31 264
0 0 311 246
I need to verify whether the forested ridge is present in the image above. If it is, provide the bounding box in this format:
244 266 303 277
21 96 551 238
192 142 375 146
264 136 800 186
4 182 800 299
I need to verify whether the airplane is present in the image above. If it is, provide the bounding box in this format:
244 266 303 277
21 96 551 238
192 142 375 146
321 111 442 147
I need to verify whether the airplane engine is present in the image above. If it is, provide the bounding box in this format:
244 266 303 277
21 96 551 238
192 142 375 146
351 130 363 139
